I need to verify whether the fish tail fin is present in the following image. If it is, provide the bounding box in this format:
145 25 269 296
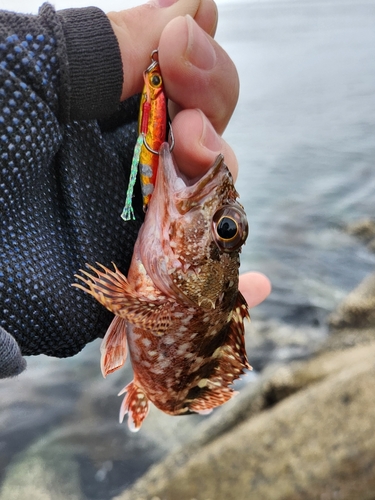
100 316 128 378
118 381 150 432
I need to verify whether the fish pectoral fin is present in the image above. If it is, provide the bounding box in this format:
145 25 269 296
100 316 128 378
74 262 172 333
74 262 138 312
118 381 150 432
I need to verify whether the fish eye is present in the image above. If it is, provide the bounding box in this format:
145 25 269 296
150 74 162 87
212 205 248 252
217 216 238 240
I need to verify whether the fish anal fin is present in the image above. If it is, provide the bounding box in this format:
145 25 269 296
118 381 150 432
100 315 128 378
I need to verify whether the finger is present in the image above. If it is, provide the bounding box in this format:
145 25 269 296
107 0 218 100
239 272 272 309
159 15 239 134
152 0 218 35
171 108 238 181
193 0 218 36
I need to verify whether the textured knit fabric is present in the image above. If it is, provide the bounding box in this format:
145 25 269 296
0 326 26 377
0 3 144 374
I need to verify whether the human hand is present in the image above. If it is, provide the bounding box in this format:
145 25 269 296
108 1 271 307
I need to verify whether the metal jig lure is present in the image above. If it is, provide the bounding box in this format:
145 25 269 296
122 50 173 221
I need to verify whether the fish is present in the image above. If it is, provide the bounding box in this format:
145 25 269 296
74 143 250 431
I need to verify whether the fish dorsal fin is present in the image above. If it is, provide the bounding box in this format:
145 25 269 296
225 291 251 369
188 386 234 414
74 263 172 334
100 315 128 378
118 381 150 432
187 292 251 415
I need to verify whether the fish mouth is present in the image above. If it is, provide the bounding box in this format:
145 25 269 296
157 142 231 208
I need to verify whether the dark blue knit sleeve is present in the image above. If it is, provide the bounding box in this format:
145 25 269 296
0 7 63 217
0 4 143 371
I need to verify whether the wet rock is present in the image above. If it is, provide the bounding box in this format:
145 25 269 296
0 340 207 500
116 342 375 500
321 326 375 352
0 450 82 500
0 421 165 500
346 218 375 251
327 273 375 330
247 320 326 371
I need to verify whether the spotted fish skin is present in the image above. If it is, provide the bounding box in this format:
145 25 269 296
75 143 250 431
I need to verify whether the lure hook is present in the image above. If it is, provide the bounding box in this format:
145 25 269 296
144 49 159 74
143 122 174 155
150 49 159 62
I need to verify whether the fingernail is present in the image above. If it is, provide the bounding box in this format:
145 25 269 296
185 15 217 70
198 110 222 152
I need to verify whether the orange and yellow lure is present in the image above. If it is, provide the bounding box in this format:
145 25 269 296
122 50 168 221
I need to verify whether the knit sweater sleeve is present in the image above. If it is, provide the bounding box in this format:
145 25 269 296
0 3 123 122
0 4 142 376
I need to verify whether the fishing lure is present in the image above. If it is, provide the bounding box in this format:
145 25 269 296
122 50 168 221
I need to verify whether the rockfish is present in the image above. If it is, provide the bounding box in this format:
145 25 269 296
75 144 250 431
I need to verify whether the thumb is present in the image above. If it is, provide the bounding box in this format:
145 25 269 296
0 327 27 378
107 0 218 101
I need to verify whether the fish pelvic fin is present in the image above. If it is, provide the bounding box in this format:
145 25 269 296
100 316 128 378
118 381 150 432
73 263 172 334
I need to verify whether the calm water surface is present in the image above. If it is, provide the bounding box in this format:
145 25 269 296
1 1 375 498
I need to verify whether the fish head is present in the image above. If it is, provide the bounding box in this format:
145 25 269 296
137 143 249 308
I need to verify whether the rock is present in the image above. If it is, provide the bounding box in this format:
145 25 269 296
0 450 82 500
346 218 375 250
321 326 375 352
116 342 375 500
327 273 375 330
246 319 326 371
